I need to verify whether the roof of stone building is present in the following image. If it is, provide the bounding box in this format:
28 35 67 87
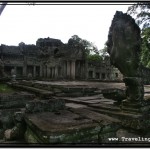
36 37 63 47
0 44 40 56
0 37 87 59
56 44 86 60
22 44 40 56
0 45 22 55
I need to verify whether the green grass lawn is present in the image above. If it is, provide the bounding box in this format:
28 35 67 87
0 84 15 93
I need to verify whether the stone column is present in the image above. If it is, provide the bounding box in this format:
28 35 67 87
45 66 47 78
51 68 53 78
40 65 43 77
23 65 27 77
52 67 55 78
43 66 45 77
71 61 76 80
33 66 36 78
44 66 47 78
80 61 85 79
83 61 86 78
11 67 16 81
47 67 50 78
63 61 67 78
50 68 51 78
55 66 58 79
85 60 88 80
23 56 27 77
50 68 52 78
78 61 81 79
67 61 71 79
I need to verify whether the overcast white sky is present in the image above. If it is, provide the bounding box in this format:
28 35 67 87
0 3 131 50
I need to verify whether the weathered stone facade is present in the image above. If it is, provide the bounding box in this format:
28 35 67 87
88 57 123 81
0 44 41 79
0 37 122 81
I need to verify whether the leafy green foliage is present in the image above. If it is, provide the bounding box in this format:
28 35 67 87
127 3 150 68
141 28 150 68
0 84 15 93
68 35 99 56
127 2 150 29
87 54 103 62
99 45 109 59
18 42 25 47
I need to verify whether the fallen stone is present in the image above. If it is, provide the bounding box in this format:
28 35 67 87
102 88 126 102
4 124 26 141
70 108 120 124
24 110 100 143
13 112 24 123
25 98 65 113
11 84 53 98
4 129 11 141
0 92 35 109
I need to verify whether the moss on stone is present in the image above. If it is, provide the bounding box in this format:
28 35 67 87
25 127 40 143
0 84 15 93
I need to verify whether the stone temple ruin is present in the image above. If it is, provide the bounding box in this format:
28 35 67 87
1 11 150 146
0 37 122 81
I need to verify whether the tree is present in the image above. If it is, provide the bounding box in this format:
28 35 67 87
87 53 103 62
18 42 25 47
127 3 150 68
127 2 150 29
99 45 109 59
68 35 99 56
141 28 150 68
18 42 26 52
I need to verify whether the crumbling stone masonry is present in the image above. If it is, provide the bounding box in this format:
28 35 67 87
88 57 122 81
0 37 122 81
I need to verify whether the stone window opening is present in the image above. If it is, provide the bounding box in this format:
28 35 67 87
54 48 59 55
16 66 23 77
4 66 14 76
88 71 93 78
102 73 105 79
96 72 100 79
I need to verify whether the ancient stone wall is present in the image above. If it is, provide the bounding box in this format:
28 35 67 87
0 37 122 81
87 57 123 81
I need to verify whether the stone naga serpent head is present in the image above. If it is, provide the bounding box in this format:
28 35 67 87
106 11 141 77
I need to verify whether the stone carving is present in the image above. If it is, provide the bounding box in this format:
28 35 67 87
106 11 144 106
123 77 144 104
11 68 16 82
106 11 141 77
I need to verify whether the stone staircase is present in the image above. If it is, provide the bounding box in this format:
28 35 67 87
10 80 99 98
10 83 53 99
11 80 143 121
62 96 142 120
2 81 150 144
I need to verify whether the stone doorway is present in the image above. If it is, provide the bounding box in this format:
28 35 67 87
27 65 33 77
16 67 23 77
4 66 14 76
